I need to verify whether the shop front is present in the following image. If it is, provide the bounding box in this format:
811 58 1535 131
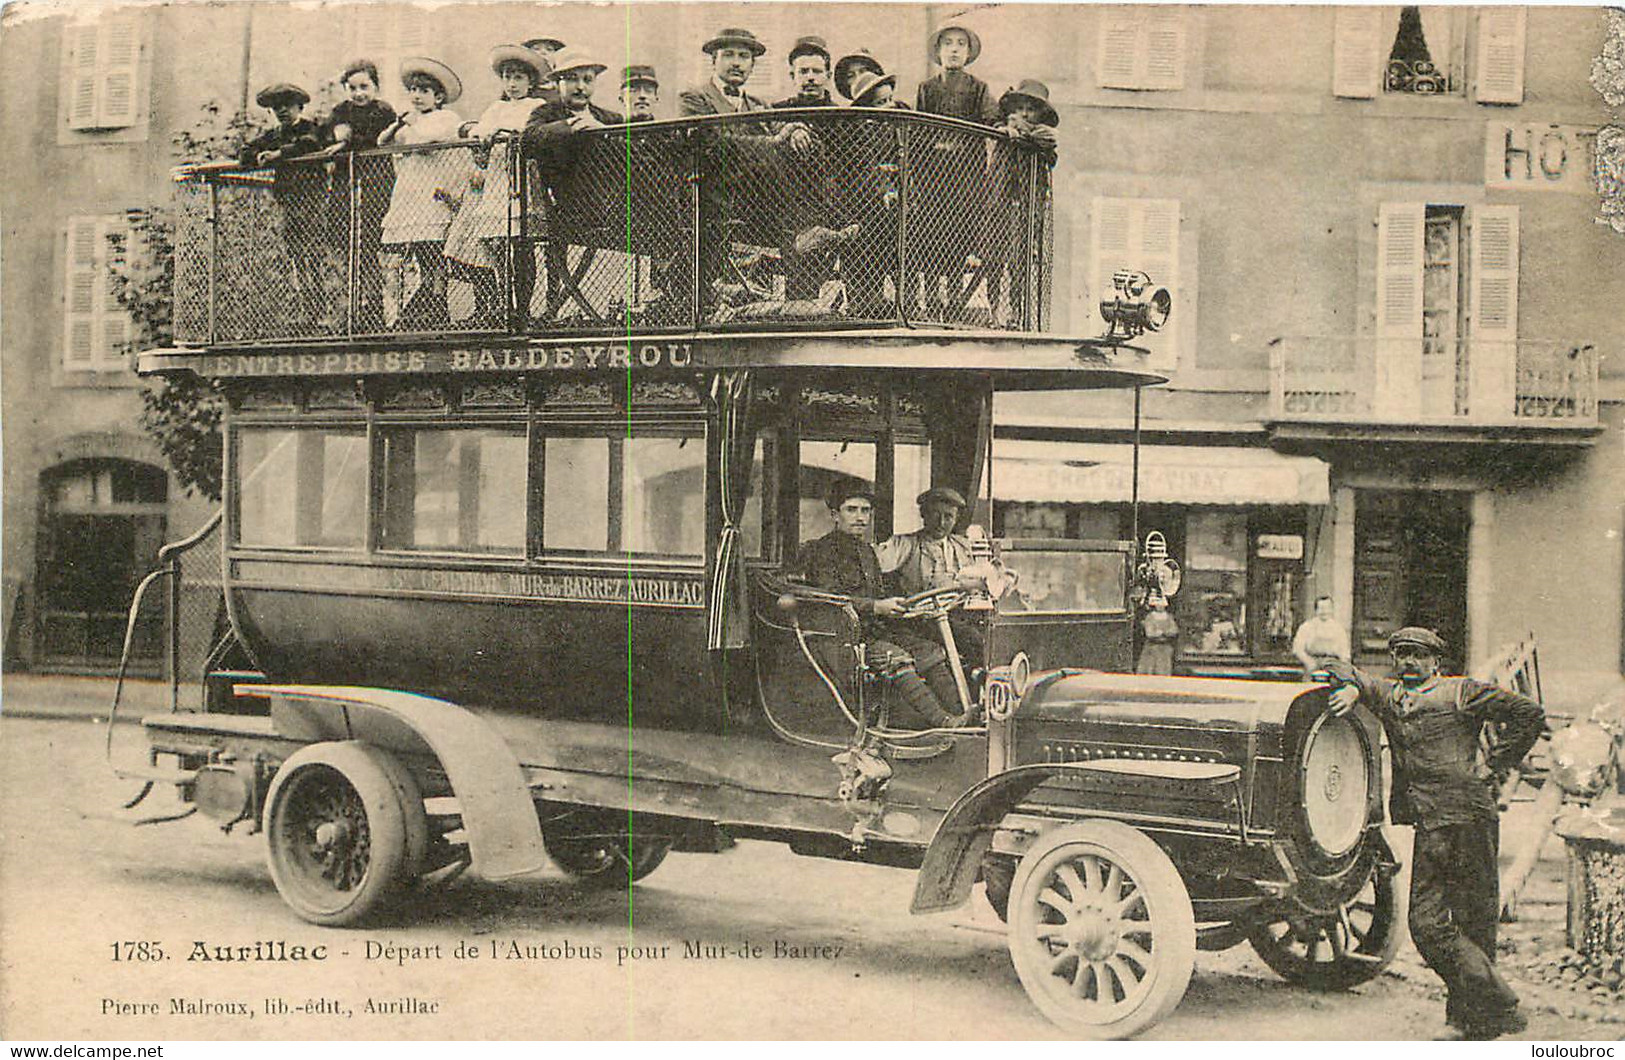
992 441 1332 678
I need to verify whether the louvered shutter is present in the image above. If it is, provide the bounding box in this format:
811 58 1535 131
1468 205 1519 419
1475 7 1525 104
355 5 429 110
1097 9 1141 88
1142 8 1186 91
97 15 140 127
64 219 101 365
1374 203 1425 419
1093 198 1180 368
65 22 100 130
1332 7 1383 99
1098 8 1186 90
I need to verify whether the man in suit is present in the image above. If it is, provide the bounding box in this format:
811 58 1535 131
521 50 624 320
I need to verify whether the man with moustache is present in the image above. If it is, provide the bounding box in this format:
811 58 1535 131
772 36 836 109
1324 627 1543 1040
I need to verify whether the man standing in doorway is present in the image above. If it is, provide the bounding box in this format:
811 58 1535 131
1292 594 1351 677
1324 626 1544 1040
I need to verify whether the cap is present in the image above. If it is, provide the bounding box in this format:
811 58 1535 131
916 487 967 509
1388 627 1447 654
255 82 310 108
788 35 830 64
827 480 875 509
622 64 659 88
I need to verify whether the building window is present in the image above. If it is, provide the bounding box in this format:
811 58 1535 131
62 12 144 131
1089 197 1182 370
380 427 527 555
1375 202 1520 420
1096 7 1187 91
63 216 134 372
1334 7 1521 103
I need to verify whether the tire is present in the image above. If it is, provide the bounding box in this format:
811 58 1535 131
263 742 427 926
982 857 1015 923
543 810 671 889
1246 867 1400 990
1007 820 1197 1040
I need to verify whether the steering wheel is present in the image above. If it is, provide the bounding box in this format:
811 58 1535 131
896 585 970 620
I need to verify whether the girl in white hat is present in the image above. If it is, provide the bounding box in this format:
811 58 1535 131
378 58 465 329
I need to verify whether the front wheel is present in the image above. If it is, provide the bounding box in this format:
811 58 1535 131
1007 820 1196 1040
263 742 428 926
1246 867 1400 990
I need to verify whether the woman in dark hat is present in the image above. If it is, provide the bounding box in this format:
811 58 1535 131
985 79 1059 325
833 50 885 102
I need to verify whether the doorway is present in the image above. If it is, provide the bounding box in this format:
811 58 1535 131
1352 489 1469 670
35 459 168 673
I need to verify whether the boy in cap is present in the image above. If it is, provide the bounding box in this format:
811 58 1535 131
1324 628 1544 1040
793 483 969 728
241 83 329 328
986 78 1059 324
621 65 660 121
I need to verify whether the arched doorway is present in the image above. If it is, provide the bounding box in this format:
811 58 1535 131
35 459 168 672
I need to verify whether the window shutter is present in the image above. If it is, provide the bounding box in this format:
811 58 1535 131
1331 7 1383 99
1093 197 1180 367
1468 205 1519 419
1097 9 1141 88
64 219 100 365
1374 203 1425 419
1475 7 1525 104
65 22 100 130
96 16 141 127
1142 9 1186 90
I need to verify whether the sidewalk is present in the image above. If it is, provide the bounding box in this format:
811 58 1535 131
0 671 200 723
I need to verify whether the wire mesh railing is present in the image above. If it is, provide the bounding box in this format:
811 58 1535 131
173 110 1054 345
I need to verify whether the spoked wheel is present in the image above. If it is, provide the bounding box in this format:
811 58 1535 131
264 742 428 926
1007 820 1196 1040
1246 867 1400 990
543 810 671 889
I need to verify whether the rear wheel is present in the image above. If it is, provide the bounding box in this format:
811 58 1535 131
543 810 671 889
263 742 427 926
1247 867 1400 990
1007 820 1196 1040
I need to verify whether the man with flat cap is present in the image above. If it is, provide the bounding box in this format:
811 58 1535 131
241 83 328 324
794 482 968 728
621 65 660 121
875 485 994 681
773 36 836 108
1324 627 1544 1040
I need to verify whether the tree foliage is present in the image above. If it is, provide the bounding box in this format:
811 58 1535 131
108 102 263 502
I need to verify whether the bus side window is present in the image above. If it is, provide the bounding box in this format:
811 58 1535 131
238 427 366 549
380 427 526 555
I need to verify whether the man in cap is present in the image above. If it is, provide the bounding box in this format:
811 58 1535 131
875 486 995 675
621 65 660 121
773 36 836 108
793 482 968 728
680 28 771 115
522 38 565 105
1324 627 1544 1040
241 83 329 325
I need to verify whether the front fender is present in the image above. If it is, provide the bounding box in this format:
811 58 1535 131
243 684 547 880
910 760 1242 914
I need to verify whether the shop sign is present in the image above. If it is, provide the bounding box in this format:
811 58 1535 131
1485 122 1597 194
1255 534 1304 560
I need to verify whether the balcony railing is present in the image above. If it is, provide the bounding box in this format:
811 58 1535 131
1269 335 1599 426
172 109 1055 346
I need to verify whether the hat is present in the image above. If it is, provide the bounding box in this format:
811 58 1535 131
834 50 884 100
523 37 566 53
255 82 309 108
788 35 830 64
490 44 549 82
1388 627 1447 654
622 64 659 89
399 57 463 104
847 68 897 107
917 487 967 509
702 28 767 57
999 79 1059 127
827 480 875 509
547 48 607 79
930 23 982 65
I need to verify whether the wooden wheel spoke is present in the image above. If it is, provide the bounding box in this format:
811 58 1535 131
1118 938 1153 968
1069 955 1091 995
1104 862 1125 903
1107 956 1142 997
1050 948 1077 976
1037 886 1072 918
1055 863 1087 903
1115 888 1146 917
1080 855 1105 895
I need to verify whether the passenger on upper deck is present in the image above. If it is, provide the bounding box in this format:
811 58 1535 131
836 61 908 318
987 78 1059 324
241 83 328 327
768 37 853 303
773 36 837 109
320 61 396 331
793 483 969 729
621 65 660 121
833 50 885 103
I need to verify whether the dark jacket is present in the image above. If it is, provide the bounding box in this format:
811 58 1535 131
916 70 998 124
520 100 625 199
793 529 888 631
240 118 326 203
679 80 769 116
325 99 397 150
771 92 836 109
1326 663 1546 827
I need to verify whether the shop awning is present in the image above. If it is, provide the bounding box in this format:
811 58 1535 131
993 441 1330 506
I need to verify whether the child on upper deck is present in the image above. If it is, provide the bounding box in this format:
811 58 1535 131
241 83 329 327
378 58 466 330
321 60 397 331
915 24 998 124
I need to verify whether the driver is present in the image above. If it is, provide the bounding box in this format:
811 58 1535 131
793 482 971 728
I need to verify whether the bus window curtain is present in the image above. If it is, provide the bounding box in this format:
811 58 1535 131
707 369 754 650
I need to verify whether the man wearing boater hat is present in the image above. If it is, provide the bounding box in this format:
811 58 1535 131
1324 627 1544 1040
